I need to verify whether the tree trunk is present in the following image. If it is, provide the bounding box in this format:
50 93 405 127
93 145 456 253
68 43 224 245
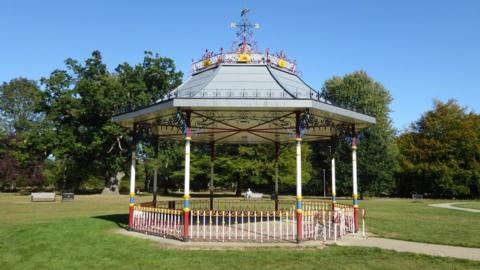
162 176 169 194
102 171 125 195
144 166 150 192
10 181 16 191
235 178 242 197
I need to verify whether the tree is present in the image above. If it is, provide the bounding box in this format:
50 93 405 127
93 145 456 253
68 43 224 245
40 51 183 193
0 78 42 133
320 71 398 197
397 100 480 198
191 144 312 196
0 78 45 190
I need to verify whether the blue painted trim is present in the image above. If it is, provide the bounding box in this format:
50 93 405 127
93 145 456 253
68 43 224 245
296 201 302 209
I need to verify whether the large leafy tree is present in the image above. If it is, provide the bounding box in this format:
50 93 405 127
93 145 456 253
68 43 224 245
0 78 45 189
320 71 398 197
397 100 480 198
40 51 183 192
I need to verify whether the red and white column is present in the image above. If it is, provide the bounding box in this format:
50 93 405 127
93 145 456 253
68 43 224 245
352 125 359 232
295 112 303 242
128 125 137 229
183 111 192 241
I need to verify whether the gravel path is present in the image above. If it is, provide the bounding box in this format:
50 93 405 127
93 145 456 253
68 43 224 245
429 203 480 213
336 235 480 261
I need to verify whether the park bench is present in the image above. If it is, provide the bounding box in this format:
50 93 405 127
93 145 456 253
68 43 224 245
31 192 56 202
412 193 423 202
243 192 263 199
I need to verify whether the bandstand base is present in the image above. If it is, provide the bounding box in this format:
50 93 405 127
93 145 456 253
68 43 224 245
117 228 329 249
128 199 365 244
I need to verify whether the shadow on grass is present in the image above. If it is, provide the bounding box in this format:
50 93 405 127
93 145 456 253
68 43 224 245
93 214 129 229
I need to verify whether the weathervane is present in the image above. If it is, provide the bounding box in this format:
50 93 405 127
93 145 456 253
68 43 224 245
230 8 260 52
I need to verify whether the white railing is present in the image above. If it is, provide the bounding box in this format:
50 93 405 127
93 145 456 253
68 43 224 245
131 200 365 242
132 206 183 239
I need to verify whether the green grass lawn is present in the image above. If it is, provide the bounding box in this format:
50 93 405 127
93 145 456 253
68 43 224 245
346 198 480 248
0 193 479 270
454 202 480 210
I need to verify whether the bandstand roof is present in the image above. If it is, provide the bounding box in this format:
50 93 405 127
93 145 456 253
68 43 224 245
112 15 375 144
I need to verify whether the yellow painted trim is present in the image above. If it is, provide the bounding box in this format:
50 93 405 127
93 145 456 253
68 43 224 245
296 209 303 214
203 58 212 67
183 194 191 200
296 195 303 201
277 58 287 68
353 194 359 199
238 53 251 62
185 136 192 141
183 208 190 212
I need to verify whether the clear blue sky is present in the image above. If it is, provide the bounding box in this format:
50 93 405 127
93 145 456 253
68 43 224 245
1 0 479 130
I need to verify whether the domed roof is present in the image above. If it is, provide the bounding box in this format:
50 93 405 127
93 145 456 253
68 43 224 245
112 11 375 144
170 62 323 101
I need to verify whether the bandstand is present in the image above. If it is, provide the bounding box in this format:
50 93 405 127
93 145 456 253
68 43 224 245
112 11 375 243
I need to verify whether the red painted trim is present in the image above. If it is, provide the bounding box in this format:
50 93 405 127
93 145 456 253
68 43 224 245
185 111 192 137
128 205 134 228
247 131 277 143
296 212 302 242
246 112 295 130
354 208 359 232
183 211 190 240
191 111 239 130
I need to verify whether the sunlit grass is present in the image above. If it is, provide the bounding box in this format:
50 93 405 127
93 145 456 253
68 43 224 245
1 193 479 269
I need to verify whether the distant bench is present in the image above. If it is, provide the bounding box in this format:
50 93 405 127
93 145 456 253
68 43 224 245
243 192 264 199
31 192 56 202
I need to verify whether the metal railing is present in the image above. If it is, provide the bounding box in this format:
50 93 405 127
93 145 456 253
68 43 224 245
133 199 365 242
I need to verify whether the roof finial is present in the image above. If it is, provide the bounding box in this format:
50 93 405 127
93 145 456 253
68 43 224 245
230 8 260 53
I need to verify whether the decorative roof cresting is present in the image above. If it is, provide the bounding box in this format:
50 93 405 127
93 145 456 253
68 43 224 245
191 9 297 75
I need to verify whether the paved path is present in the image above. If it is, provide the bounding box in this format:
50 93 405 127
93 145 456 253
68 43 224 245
118 229 480 261
336 235 480 261
117 229 325 249
429 203 480 213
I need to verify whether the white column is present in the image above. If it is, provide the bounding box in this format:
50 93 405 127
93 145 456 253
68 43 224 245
128 134 137 228
352 139 358 205
296 138 302 197
352 125 359 232
130 147 136 197
184 138 191 197
331 157 336 202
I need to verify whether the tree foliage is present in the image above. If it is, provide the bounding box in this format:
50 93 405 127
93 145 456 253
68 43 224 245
397 100 480 198
320 71 398 197
0 79 45 189
2 51 477 199
38 51 182 191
